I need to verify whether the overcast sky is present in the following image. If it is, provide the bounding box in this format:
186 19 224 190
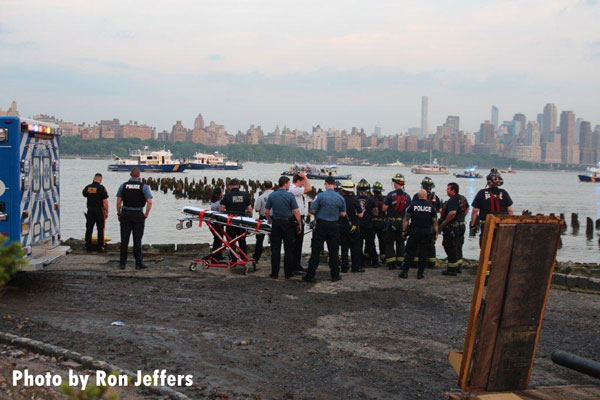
1 0 599 134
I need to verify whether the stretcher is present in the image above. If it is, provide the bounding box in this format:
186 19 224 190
176 206 272 274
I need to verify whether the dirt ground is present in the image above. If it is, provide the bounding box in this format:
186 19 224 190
0 252 599 399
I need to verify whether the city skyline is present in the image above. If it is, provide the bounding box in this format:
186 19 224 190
1 1 599 133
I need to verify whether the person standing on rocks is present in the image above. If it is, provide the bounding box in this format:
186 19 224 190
82 173 109 252
253 180 274 264
220 178 252 255
303 176 347 283
412 177 442 268
381 173 411 270
339 180 364 273
440 182 462 276
399 189 438 280
116 167 153 269
288 172 312 275
264 176 302 279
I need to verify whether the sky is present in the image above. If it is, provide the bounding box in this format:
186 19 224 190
1 0 599 135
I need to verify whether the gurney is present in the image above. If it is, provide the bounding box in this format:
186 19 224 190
176 206 272 274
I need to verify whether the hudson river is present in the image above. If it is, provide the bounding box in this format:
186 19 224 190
60 159 600 263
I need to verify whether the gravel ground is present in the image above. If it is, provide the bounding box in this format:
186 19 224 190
0 253 599 399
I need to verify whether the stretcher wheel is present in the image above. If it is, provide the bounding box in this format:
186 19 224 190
185 220 193 229
189 262 198 272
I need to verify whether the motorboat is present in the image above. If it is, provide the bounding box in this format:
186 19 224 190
187 152 242 170
578 163 600 183
411 158 449 175
282 164 351 180
454 168 482 179
500 165 517 174
108 148 186 172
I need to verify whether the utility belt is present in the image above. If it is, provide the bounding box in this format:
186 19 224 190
383 217 403 233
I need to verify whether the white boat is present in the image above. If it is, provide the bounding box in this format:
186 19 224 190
108 148 186 172
386 160 405 167
187 152 242 170
411 158 449 175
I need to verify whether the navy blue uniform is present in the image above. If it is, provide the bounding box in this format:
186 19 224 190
222 188 252 255
265 189 298 278
358 193 379 267
413 191 441 266
472 187 513 224
383 189 411 268
339 193 363 272
372 193 386 263
82 181 108 251
441 195 461 272
402 199 437 278
457 195 469 264
306 189 346 280
117 179 152 267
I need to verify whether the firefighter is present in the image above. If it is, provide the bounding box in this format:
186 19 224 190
440 182 462 276
381 173 411 270
116 167 153 269
371 181 386 264
339 180 364 273
82 173 109 252
399 189 438 279
357 179 379 267
456 192 469 271
470 170 513 244
412 177 441 268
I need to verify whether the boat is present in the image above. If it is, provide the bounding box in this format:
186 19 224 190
186 152 243 170
500 165 517 174
281 164 351 180
386 160 405 167
410 158 449 175
454 168 482 179
108 148 187 172
578 163 600 182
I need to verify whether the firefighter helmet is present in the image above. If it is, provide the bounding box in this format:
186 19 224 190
357 179 370 192
421 176 435 189
392 173 405 185
341 180 355 192
372 181 384 193
486 169 503 187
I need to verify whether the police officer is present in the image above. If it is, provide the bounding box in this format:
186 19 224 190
303 176 346 283
265 176 302 279
399 189 438 279
470 170 513 244
253 180 274 263
82 173 109 252
371 181 386 264
220 178 252 255
382 173 411 270
116 167 153 269
357 179 379 267
440 182 462 276
412 177 441 268
339 180 364 273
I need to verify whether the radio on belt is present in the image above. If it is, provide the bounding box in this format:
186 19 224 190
0 116 70 269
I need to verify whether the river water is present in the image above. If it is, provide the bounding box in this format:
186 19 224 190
60 159 600 263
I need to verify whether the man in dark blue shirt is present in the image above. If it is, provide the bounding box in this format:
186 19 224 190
400 189 438 279
265 176 301 279
440 182 462 276
221 178 253 255
382 173 411 270
412 176 441 268
357 179 379 268
339 180 364 273
303 176 347 283
82 173 109 252
470 170 513 245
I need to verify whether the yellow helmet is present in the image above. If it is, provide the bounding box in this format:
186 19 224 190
341 180 355 192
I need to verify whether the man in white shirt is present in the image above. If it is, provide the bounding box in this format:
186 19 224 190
253 180 274 263
288 172 312 275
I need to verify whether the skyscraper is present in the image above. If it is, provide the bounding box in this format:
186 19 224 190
491 105 499 130
445 116 460 135
542 103 557 141
559 111 576 164
579 121 593 164
421 96 428 137
512 113 526 138
374 125 382 137
194 113 205 130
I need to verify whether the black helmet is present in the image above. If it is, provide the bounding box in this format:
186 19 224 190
372 181 384 193
421 176 435 189
334 180 343 192
357 178 370 192
392 173 405 185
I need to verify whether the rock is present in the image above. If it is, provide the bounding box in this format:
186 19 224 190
576 276 589 290
552 273 566 287
565 274 579 289
61 360 82 369
587 277 600 292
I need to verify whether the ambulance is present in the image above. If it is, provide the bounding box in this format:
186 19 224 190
0 116 70 268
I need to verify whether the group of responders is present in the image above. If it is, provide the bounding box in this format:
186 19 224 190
12 369 194 390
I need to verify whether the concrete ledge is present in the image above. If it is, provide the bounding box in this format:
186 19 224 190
552 273 600 294
0 331 190 399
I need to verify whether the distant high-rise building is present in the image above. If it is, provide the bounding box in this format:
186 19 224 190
445 116 460 135
479 120 495 144
537 113 543 130
542 103 557 141
512 113 526 138
559 111 576 164
194 113 205 130
374 125 382 137
170 120 188 142
421 96 429 137
579 121 593 164
0 101 19 117
575 117 583 145
491 105 499 130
